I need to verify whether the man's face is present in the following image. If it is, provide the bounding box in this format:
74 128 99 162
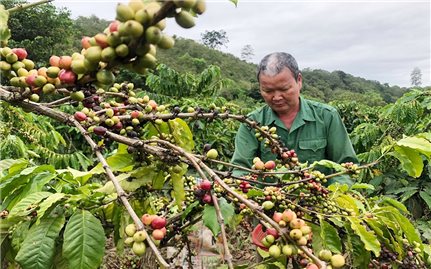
259 67 302 115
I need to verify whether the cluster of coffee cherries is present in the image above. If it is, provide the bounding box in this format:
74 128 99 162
183 175 198 205
193 179 213 205
124 214 167 256
399 241 427 269
252 157 276 171
254 125 278 141
238 180 252 193
341 162 361 177
70 83 173 141
257 208 346 269
258 186 290 212
367 241 428 269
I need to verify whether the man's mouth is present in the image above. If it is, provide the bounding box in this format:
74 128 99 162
272 103 285 106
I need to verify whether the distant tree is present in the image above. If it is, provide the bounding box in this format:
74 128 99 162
74 15 111 37
4 0 76 64
200 30 229 49
410 67 422 86
240 44 254 62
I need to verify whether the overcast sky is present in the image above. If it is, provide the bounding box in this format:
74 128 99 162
52 0 430 87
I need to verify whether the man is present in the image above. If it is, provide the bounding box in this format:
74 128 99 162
231 52 358 184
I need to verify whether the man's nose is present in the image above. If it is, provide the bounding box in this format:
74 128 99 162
273 91 283 100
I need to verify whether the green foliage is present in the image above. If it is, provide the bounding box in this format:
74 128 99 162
0 102 93 170
302 68 408 104
3 0 76 64
145 63 232 98
340 89 431 223
156 37 257 97
15 216 65 269
332 100 381 134
73 15 110 37
203 198 235 236
63 210 106 269
133 64 256 162
0 4 11 45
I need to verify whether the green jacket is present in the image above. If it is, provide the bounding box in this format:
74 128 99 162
231 97 358 184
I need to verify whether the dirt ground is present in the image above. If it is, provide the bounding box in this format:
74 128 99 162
101 219 257 269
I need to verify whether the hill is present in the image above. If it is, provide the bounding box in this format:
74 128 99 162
156 37 408 105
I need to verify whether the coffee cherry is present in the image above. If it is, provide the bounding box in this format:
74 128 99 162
93 126 107 136
141 214 156 226
200 180 212 191
262 201 274 210
133 231 146 242
152 229 165 240
151 216 166 229
132 242 146 256
282 244 294 256
268 245 281 258
74 111 87 121
289 229 302 240
264 160 276 170
264 234 275 245
124 237 134 246
331 254 346 268
318 249 332 261
202 193 212 204
206 149 218 159
125 224 137 237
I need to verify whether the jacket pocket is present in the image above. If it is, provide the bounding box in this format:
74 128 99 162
298 138 327 162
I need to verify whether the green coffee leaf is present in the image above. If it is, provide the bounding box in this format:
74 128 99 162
171 171 185 207
35 193 66 224
346 226 371 268
380 196 408 213
347 217 380 256
389 146 423 177
203 198 234 236
15 216 65 269
9 192 52 217
419 191 431 210
311 159 344 171
63 210 106 269
319 217 342 253
397 136 431 157
203 204 219 236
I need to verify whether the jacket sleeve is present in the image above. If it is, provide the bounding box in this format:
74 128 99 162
230 123 259 176
325 110 359 186
326 109 359 164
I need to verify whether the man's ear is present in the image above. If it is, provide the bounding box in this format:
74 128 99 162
297 73 303 89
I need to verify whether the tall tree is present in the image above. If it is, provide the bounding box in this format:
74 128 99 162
200 30 229 50
410 67 422 86
74 15 110 37
240 44 254 62
3 0 76 65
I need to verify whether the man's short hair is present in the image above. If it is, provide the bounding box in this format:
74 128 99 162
257 52 301 82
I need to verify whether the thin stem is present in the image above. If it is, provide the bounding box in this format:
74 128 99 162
211 192 234 269
7 0 53 14
70 120 169 268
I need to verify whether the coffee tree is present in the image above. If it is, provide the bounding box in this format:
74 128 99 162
1 1 431 269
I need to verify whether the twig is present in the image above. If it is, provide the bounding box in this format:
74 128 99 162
7 0 53 14
210 192 233 268
70 119 169 268
146 139 234 269
41 96 72 107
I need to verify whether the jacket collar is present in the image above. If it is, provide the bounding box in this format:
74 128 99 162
264 97 316 132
